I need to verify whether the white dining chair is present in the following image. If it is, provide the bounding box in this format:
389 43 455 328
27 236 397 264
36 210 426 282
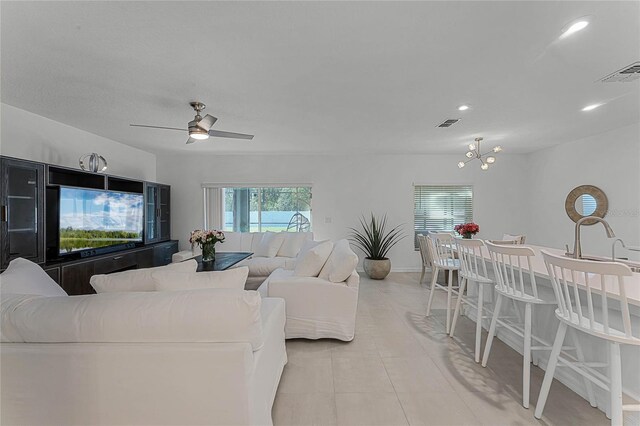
449 238 494 362
417 234 433 284
480 242 560 408
426 233 460 334
536 251 640 425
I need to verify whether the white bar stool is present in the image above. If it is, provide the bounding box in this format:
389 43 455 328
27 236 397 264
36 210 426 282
425 233 460 334
481 242 561 409
536 251 640 425
449 238 494 363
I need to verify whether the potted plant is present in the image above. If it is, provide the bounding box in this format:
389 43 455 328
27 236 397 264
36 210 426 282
349 214 405 280
454 222 480 239
190 229 225 262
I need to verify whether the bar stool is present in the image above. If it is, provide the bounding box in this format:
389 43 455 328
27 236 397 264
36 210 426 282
536 251 640 425
449 238 494 363
480 242 560 409
425 233 460 334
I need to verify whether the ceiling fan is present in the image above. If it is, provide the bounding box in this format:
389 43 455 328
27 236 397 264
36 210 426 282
130 102 254 144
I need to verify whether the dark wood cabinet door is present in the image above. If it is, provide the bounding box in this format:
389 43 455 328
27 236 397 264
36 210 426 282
159 185 171 241
61 262 97 295
153 241 178 266
0 158 45 269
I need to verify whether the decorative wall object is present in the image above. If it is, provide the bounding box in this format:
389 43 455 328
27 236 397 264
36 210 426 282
79 153 108 173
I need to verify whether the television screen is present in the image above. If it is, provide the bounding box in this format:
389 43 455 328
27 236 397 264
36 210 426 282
59 187 144 255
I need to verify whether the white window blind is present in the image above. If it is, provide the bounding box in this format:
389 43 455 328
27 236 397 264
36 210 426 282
413 185 473 248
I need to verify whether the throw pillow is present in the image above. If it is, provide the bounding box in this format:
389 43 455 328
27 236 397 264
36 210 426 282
153 267 249 291
277 232 311 258
254 231 285 258
0 258 68 297
90 259 198 293
318 239 359 283
293 240 334 277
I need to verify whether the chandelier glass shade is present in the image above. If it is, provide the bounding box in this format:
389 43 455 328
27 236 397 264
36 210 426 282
457 137 502 170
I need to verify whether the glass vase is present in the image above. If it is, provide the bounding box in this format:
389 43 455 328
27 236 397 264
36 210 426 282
201 242 216 262
463 233 472 239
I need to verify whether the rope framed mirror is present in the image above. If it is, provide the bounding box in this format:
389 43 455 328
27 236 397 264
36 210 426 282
565 185 608 225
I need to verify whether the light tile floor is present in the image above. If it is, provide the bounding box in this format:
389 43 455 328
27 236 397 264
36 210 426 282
272 272 636 426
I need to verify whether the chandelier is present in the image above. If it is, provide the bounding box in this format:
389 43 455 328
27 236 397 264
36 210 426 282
457 137 502 170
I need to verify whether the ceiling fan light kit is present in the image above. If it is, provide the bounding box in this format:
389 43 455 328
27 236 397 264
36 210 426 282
457 137 502 170
130 101 254 144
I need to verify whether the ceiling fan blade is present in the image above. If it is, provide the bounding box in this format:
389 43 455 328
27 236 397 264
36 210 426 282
208 129 254 140
186 137 197 144
130 124 187 132
196 114 218 130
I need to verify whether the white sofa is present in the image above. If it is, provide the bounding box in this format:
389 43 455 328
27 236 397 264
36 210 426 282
175 231 314 290
1 258 287 426
259 239 360 341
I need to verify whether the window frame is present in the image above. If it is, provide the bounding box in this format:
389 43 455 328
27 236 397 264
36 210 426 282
202 183 313 232
413 184 474 249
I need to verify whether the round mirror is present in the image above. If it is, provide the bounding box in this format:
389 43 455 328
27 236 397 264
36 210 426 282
565 185 608 225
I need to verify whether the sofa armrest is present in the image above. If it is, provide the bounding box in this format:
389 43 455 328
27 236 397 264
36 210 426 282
1 290 264 349
266 275 358 320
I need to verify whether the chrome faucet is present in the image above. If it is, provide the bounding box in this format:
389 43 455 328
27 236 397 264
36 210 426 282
571 216 616 259
612 238 627 261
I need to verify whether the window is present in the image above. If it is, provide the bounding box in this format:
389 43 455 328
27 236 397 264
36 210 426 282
413 185 473 248
203 185 312 232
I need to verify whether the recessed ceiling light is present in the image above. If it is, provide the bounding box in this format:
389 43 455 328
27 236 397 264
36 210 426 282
560 19 589 39
458 105 470 111
581 103 603 112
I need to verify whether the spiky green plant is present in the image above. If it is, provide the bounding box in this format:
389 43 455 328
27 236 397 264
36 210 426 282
349 214 406 260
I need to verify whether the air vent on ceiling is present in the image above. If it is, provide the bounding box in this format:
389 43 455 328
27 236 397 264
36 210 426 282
437 118 461 128
599 61 640 83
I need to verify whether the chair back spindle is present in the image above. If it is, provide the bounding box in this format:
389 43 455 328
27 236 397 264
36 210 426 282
486 242 539 301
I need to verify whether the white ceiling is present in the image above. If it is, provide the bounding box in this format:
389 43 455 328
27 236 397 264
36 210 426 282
1 1 638 155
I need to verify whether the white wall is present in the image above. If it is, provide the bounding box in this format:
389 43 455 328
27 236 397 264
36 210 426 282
0 104 157 181
156 152 530 270
526 123 640 260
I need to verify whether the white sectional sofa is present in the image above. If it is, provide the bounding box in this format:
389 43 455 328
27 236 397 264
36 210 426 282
220 231 314 289
0 258 287 426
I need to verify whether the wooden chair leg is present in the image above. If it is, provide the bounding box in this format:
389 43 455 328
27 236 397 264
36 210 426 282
426 267 439 317
481 294 502 368
475 285 484 363
445 268 453 334
450 277 467 337
523 302 532 409
610 342 623 426
534 322 567 419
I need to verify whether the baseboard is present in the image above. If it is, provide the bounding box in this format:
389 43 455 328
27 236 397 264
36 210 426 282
356 267 422 273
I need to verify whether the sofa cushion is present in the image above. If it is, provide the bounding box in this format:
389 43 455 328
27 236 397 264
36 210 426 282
235 257 291 277
254 232 285 258
318 239 359 283
294 240 333 277
1 288 264 349
0 258 67 297
90 259 198 293
277 232 312 258
152 267 249 291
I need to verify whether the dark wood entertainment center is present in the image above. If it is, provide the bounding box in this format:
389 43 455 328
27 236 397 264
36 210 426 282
0 155 178 295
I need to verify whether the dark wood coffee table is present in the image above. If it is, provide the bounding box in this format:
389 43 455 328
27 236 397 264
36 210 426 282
196 252 253 272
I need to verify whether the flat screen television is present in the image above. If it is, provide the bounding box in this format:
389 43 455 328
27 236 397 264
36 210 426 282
58 187 144 255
